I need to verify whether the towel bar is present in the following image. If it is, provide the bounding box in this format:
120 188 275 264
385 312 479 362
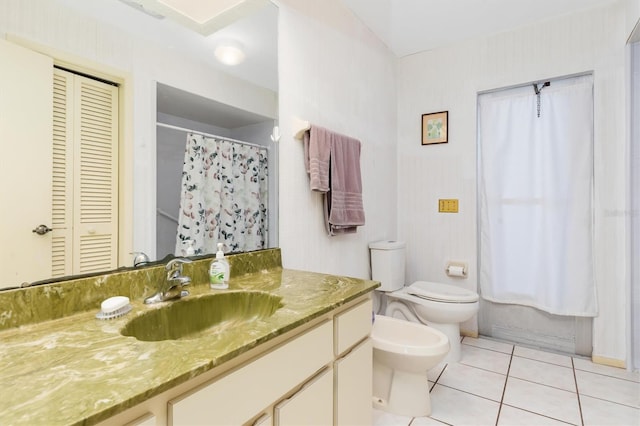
292 117 311 140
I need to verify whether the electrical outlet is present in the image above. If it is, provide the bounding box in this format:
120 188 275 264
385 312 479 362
439 199 459 213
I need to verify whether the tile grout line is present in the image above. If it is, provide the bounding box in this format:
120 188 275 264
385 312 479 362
417 365 454 426
576 394 640 410
506 376 582 394
462 342 514 357
573 367 640 383
432 363 448 386
500 402 579 426
511 354 574 369
420 363 450 426
572 357 585 426
494 344 515 426
458 361 510 376
434 382 505 404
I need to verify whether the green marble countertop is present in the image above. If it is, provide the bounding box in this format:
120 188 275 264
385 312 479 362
0 250 378 425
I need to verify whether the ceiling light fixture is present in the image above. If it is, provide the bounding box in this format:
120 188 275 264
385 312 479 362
214 40 246 66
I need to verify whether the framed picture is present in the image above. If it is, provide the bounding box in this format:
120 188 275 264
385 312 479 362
421 111 448 145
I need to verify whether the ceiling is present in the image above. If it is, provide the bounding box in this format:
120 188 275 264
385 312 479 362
157 83 272 128
56 0 618 128
135 0 270 35
56 0 278 128
56 0 278 92
341 0 617 57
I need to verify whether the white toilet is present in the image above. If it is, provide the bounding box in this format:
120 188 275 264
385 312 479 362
370 240 479 363
371 315 449 417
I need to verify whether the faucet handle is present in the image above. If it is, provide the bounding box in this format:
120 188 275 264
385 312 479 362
166 257 192 272
131 251 150 267
164 257 191 279
145 258 193 304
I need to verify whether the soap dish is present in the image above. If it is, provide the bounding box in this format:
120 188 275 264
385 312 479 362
96 296 132 320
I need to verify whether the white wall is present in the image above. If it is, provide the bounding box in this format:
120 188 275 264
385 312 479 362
276 0 398 278
0 0 277 262
627 0 640 38
4 0 631 364
630 42 640 370
397 1 630 363
230 121 273 146
0 0 395 281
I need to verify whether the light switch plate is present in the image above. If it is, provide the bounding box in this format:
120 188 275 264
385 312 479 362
439 199 459 213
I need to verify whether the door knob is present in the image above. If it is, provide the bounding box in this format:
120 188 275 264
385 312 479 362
32 224 53 235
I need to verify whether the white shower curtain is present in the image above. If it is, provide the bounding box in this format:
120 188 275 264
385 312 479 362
175 133 268 255
478 75 597 316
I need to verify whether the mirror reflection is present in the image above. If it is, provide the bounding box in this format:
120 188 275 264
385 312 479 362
156 83 278 259
0 0 278 290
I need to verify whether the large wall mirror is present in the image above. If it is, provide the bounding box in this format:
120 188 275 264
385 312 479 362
155 81 279 260
0 0 278 289
154 2 279 262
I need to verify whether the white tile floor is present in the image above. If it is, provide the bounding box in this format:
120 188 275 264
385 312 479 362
373 336 640 426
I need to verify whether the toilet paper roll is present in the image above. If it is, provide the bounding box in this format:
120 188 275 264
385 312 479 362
447 265 466 277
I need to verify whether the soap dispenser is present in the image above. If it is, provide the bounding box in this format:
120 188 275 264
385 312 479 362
209 243 230 290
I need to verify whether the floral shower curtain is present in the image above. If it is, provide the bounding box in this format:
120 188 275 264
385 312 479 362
175 133 268 255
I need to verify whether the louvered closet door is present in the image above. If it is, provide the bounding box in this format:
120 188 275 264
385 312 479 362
73 74 118 274
52 68 118 276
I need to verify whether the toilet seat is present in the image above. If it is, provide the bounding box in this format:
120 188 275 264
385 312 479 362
407 281 478 303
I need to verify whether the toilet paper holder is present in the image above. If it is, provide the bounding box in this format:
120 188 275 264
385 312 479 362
445 261 468 278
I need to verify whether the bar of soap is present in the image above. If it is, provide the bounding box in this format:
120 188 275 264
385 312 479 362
101 296 130 314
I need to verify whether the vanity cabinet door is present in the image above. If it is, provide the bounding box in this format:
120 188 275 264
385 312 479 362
333 298 373 426
274 367 333 426
169 320 333 426
335 338 373 426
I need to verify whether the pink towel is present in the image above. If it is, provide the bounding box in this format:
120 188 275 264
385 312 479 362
303 127 330 192
304 125 365 235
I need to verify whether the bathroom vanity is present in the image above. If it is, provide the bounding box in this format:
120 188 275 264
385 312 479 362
0 249 378 425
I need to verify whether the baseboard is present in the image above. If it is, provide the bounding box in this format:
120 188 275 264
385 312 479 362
592 355 626 369
489 324 575 354
460 329 479 338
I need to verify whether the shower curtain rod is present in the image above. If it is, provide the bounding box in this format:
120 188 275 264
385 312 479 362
156 122 269 151
476 71 591 95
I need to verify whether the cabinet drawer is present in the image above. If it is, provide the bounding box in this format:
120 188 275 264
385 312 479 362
334 298 372 356
169 320 333 425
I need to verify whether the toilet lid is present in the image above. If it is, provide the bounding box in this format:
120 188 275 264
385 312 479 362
407 281 479 303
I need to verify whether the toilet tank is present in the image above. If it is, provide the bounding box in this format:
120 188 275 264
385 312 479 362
368 240 405 292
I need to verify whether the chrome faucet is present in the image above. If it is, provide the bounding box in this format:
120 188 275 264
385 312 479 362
144 258 193 304
131 251 150 267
